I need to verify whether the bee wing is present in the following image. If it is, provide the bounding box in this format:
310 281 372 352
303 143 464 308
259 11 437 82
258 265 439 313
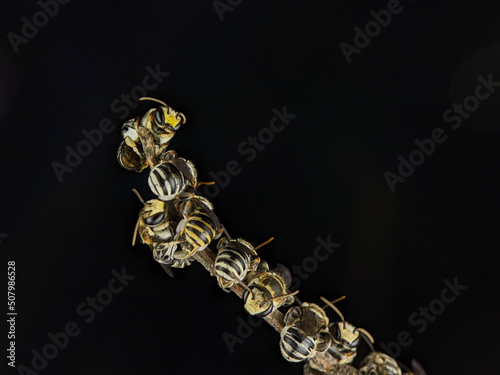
273 263 292 289
232 239 255 256
171 157 197 185
160 264 175 278
299 308 323 336
283 306 302 326
137 127 158 167
191 196 222 232
410 359 427 375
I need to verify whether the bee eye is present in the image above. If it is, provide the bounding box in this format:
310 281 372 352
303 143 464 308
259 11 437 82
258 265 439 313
154 108 165 126
331 324 341 340
145 212 165 226
172 123 182 131
256 303 273 318
349 337 360 348
243 290 249 303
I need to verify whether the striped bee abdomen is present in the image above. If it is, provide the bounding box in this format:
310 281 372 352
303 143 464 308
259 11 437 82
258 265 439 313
280 326 317 362
181 211 217 252
148 162 187 200
215 249 252 288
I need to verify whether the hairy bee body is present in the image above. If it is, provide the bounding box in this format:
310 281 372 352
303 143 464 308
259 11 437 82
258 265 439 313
135 199 180 247
215 238 260 292
179 210 218 252
152 241 195 269
157 196 222 261
148 151 197 201
149 162 189 199
243 263 296 317
280 303 330 363
139 104 185 147
281 326 317 362
118 118 148 172
133 194 219 276
359 352 402 375
117 99 186 172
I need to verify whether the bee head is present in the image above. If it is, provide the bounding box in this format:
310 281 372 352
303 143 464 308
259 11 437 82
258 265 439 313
243 287 274 317
153 105 186 133
141 200 167 227
359 352 402 375
139 97 186 134
132 190 168 246
330 321 360 348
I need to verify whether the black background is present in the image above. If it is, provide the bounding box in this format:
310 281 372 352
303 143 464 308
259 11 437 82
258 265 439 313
1 1 500 374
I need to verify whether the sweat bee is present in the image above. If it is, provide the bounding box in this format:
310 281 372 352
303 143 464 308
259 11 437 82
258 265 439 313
131 189 187 277
359 352 402 375
148 150 214 201
148 150 197 201
320 296 374 365
158 195 223 262
151 241 195 272
243 262 298 317
214 236 273 292
117 97 186 172
132 192 179 248
280 301 332 363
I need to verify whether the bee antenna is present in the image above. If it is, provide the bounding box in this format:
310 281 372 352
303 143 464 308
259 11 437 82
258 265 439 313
230 271 254 297
222 225 232 240
179 112 186 124
320 296 345 321
261 290 299 307
254 237 274 251
396 360 413 375
132 189 145 205
356 327 375 349
410 359 427 375
139 97 168 107
132 219 140 246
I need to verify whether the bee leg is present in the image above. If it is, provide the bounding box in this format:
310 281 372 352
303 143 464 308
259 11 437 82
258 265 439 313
230 271 254 296
222 225 232 240
158 149 177 162
254 237 274 251
195 181 215 189
178 246 199 260
249 256 260 270
216 277 233 293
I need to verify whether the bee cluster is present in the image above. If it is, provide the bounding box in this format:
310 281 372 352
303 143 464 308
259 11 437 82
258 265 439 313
116 98 425 375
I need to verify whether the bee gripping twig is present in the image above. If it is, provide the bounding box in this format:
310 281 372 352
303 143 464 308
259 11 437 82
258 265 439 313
193 248 285 333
